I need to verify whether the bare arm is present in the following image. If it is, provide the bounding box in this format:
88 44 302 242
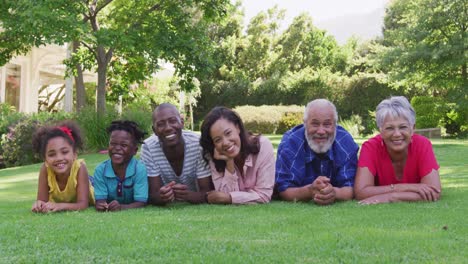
120 201 146 210
37 164 49 201
32 164 49 213
148 176 174 206
312 181 353 205
279 185 316 202
354 167 392 200
111 200 146 211
334 186 353 201
356 167 441 204
172 177 213 204
279 176 329 202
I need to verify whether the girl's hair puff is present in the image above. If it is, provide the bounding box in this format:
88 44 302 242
107 120 147 145
32 121 83 159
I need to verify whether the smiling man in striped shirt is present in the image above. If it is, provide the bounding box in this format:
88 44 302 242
141 103 213 205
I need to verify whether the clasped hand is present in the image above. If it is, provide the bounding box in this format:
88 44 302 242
159 181 191 202
31 200 64 213
309 176 336 205
95 200 121 212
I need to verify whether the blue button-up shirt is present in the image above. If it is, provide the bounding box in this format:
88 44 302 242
93 157 148 204
275 124 359 193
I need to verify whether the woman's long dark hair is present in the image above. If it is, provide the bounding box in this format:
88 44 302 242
200 107 260 172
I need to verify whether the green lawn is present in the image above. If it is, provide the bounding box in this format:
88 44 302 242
0 137 467 263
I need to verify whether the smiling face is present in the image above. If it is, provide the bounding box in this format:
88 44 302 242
380 115 414 154
209 118 241 160
108 130 137 166
152 106 184 148
304 105 336 154
45 137 77 177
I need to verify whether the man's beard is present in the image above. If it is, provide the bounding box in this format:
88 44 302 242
305 130 336 154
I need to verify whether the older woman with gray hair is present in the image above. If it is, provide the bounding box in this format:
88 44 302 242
354 96 441 204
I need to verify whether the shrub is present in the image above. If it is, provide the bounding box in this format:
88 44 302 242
234 105 303 134
75 107 118 151
120 107 153 137
337 73 399 135
339 115 365 138
411 96 445 129
0 110 75 167
443 103 468 137
0 103 25 137
277 111 304 134
0 118 42 167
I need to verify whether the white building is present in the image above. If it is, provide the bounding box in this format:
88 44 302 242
0 44 95 113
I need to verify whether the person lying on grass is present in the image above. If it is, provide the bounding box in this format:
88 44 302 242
31 121 94 213
275 99 359 205
94 120 148 212
141 103 213 205
200 107 276 204
354 96 441 204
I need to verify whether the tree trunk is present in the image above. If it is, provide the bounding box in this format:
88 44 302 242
96 61 107 116
96 45 109 116
73 41 86 112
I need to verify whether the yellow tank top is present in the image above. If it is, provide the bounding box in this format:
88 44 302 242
47 159 95 205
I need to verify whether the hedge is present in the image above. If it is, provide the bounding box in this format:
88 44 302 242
234 105 304 134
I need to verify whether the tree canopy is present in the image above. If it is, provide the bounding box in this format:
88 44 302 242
381 0 467 96
0 0 230 115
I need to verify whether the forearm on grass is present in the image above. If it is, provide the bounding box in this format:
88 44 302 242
120 201 146 210
184 191 208 204
279 186 315 202
334 186 353 201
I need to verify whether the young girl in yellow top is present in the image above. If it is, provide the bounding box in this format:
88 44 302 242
31 121 94 213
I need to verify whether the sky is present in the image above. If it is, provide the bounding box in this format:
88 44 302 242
239 0 391 43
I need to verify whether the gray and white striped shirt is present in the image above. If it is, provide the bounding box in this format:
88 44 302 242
140 131 211 192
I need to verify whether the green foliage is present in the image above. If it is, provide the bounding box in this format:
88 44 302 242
277 111 304 134
411 96 445 129
337 73 397 134
0 109 73 167
1 1 231 115
381 0 467 97
339 115 365 138
234 105 303 134
75 106 156 152
0 119 42 167
443 103 468 137
75 107 118 151
0 103 24 137
197 5 346 121
120 108 153 138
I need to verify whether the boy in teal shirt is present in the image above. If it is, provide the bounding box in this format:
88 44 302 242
94 120 148 211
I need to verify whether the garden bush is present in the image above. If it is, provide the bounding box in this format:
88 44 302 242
339 114 365 138
0 103 25 137
337 73 397 135
0 118 42 167
120 107 153 137
277 111 304 134
0 109 73 167
443 103 468 137
411 96 446 129
75 107 119 151
234 105 303 134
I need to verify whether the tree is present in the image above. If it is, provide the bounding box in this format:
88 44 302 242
381 0 467 97
0 0 229 115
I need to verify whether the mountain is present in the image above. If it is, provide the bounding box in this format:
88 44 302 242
315 6 386 45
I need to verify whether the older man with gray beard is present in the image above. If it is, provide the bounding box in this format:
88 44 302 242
275 99 359 205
